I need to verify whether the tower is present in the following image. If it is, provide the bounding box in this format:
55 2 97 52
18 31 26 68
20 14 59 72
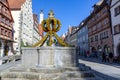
39 10 44 24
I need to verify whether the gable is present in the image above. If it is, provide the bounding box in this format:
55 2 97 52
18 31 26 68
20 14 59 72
0 0 14 22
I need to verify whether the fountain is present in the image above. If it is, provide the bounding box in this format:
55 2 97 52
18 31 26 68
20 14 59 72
1 10 102 80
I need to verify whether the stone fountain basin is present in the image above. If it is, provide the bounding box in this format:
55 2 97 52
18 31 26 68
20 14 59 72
22 47 76 68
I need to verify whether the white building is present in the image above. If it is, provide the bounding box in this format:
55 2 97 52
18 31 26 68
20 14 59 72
8 0 33 54
111 0 120 57
38 10 44 40
39 10 44 24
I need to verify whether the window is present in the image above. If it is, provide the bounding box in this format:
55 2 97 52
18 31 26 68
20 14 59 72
95 35 98 41
102 8 107 14
6 20 10 26
104 18 108 25
2 6 5 12
96 13 100 18
97 23 101 29
106 31 108 38
5 8 8 14
104 32 106 38
102 33 104 39
91 37 94 42
79 30 81 34
15 38 17 40
114 24 120 34
8 32 11 37
0 4 2 10
79 38 81 43
83 36 85 41
83 27 85 32
5 30 7 36
88 28 91 33
1 17 5 23
1 29 3 35
0 28 2 35
16 47 18 50
101 31 109 39
100 33 102 40
115 5 120 16
93 26 96 31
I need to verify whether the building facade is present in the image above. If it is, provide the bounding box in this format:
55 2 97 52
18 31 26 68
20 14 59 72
64 26 78 46
87 0 113 56
20 0 33 46
64 26 72 45
0 0 14 57
77 20 89 56
70 27 78 47
8 0 33 54
60 34 66 41
110 0 120 57
32 14 40 44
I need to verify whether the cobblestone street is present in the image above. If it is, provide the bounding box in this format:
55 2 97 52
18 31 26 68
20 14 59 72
79 57 120 80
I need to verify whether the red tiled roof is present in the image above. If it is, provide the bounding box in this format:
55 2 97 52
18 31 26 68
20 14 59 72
8 0 26 10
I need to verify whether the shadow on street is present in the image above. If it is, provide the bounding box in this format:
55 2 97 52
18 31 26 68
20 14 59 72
78 56 120 80
79 56 120 69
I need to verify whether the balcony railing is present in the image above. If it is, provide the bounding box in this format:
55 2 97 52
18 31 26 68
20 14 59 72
0 34 12 41
0 19 12 30
0 9 11 20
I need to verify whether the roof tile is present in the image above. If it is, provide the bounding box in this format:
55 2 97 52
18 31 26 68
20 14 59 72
8 0 26 9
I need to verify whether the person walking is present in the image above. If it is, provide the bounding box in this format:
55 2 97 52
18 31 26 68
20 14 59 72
109 52 113 63
86 50 90 57
102 52 106 62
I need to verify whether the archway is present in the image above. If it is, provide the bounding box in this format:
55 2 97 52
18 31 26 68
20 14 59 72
91 47 97 57
91 47 96 52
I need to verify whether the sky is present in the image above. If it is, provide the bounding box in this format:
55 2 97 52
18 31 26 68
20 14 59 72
32 0 99 36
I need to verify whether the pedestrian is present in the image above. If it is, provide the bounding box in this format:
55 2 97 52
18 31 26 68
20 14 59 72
86 50 90 57
102 52 106 62
106 53 109 62
94 51 98 58
109 52 113 63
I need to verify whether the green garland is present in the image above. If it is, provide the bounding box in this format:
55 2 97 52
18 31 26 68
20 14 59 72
55 20 61 32
42 20 47 32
